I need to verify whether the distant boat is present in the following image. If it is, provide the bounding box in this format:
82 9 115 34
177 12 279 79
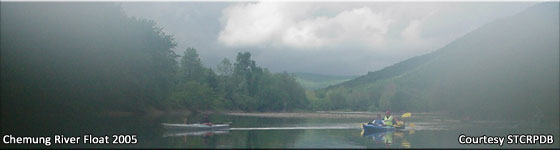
162 130 230 137
161 123 230 131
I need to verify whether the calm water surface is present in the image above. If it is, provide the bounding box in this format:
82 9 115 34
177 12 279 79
2 113 559 148
156 114 559 148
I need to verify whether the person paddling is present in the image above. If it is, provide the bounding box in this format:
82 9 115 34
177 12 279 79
202 114 213 126
371 114 384 125
382 110 396 126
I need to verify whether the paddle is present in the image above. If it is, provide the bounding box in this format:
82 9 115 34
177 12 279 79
400 112 415 127
401 112 411 118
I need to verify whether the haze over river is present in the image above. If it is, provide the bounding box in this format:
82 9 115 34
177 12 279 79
2 113 558 148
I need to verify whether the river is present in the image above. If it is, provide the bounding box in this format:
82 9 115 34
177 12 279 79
1 112 558 148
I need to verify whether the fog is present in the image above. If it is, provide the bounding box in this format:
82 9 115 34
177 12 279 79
122 2 536 76
1 2 558 148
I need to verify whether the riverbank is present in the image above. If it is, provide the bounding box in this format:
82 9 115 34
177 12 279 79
103 107 192 118
225 111 430 119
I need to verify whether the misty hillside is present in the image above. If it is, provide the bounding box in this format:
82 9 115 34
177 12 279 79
316 2 559 122
293 72 356 90
1 3 309 127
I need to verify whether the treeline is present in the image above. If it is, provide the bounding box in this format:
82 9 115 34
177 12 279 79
0 2 307 125
166 48 308 112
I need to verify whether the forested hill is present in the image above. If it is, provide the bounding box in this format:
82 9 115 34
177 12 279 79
1 3 308 133
326 51 439 89
1 3 178 116
313 2 559 123
294 72 356 90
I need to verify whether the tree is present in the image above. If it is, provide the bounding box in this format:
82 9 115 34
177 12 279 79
216 58 233 76
168 48 224 111
167 81 219 111
178 48 205 83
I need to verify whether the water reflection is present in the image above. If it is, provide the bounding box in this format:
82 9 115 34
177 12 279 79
401 140 411 148
161 113 309 148
157 113 557 148
362 131 393 147
361 129 417 148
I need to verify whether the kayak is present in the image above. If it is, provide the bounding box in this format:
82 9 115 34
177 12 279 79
162 123 230 130
161 123 230 131
162 130 230 137
362 124 396 132
361 123 404 133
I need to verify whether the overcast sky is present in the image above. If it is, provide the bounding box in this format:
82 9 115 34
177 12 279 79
121 2 536 76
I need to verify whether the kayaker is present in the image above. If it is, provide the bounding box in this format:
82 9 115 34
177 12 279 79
394 116 404 127
372 114 383 125
382 110 396 126
202 114 213 126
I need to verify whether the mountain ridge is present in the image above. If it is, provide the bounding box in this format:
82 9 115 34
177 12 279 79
315 2 558 122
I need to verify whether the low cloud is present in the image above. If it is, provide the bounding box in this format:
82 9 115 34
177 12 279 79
218 2 393 49
124 2 535 75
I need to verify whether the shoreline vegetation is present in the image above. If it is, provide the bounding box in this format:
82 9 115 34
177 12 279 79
103 107 432 119
225 111 412 119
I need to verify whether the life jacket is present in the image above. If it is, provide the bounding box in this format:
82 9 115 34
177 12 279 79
383 116 393 126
